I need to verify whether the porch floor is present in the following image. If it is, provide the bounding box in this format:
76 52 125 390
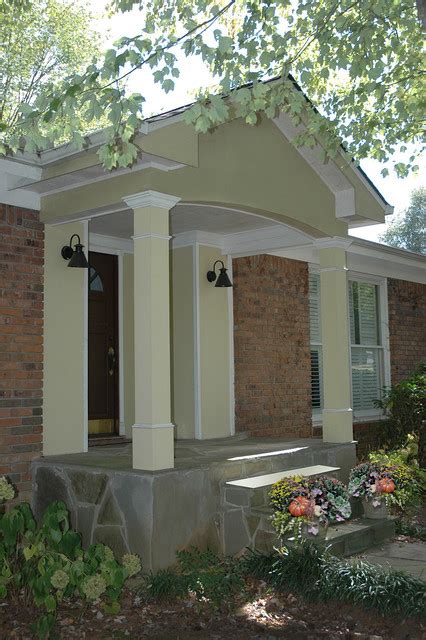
41 433 352 474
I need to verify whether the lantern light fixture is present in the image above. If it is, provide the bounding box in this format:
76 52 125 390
206 260 233 288
61 234 89 269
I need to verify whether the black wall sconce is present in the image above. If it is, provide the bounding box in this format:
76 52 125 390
61 234 89 268
206 260 233 287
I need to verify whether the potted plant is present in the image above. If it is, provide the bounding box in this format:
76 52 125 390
269 475 351 541
348 463 394 519
306 476 352 534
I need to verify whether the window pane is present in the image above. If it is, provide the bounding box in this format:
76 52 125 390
311 347 323 409
358 283 379 345
89 266 104 292
309 273 321 343
351 347 381 411
349 281 380 346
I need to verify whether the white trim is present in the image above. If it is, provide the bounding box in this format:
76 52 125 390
89 232 133 254
123 190 181 210
314 236 353 250
87 238 126 438
319 266 349 273
172 230 223 249
133 422 174 429
272 112 392 220
118 254 125 436
322 408 353 414
193 243 202 439
227 254 235 436
132 233 172 241
82 220 89 452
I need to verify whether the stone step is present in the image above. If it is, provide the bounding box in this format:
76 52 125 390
226 464 340 489
223 464 340 511
250 512 396 557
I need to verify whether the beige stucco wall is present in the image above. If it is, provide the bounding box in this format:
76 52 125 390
43 222 87 454
171 246 196 439
40 117 383 237
198 245 231 439
122 253 135 436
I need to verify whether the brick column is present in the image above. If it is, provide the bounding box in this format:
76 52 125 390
0 204 44 500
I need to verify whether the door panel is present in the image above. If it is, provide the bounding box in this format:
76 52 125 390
88 252 119 435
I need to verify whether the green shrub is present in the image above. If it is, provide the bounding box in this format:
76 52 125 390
141 547 245 608
245 543 426 619
395 518 426 541
0 477 141 639
375 364 426 465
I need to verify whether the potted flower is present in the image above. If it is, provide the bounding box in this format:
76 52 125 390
269 475 351 541
306 476 352 534
269 475 311 540
348 463 395 519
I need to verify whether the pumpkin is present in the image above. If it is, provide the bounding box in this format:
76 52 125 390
288 496 310 517
378 477 395 493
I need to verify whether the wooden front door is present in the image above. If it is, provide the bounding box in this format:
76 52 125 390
88 252 119 435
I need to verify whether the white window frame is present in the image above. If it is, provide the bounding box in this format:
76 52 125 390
309 265 323 426
348 271 391 422
309 266 391 426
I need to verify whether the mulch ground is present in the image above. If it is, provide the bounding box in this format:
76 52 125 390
1 579 424 640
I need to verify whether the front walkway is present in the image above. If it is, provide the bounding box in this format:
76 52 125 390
361 541 426 581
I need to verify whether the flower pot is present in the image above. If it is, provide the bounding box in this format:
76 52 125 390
301 520 328 540
362 497 388 519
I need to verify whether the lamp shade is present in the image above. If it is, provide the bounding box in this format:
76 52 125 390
215 266 232 287
68 243 90 268
61 234 89 268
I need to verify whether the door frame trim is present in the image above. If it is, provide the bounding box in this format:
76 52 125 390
88 238 126 436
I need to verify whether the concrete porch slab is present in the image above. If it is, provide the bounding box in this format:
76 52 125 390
36 435 356 477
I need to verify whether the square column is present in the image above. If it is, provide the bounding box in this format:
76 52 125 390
317 239 353 442
123 190 180 470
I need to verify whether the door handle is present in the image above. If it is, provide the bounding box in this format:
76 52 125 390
108 346 116 376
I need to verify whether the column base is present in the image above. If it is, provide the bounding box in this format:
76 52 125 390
132 424 175 470
322 409 353 443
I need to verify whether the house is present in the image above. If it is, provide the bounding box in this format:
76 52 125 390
1 100 425 568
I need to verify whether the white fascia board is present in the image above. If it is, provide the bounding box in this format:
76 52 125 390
172 230 223 249
272 112 391 220
89 233 134 254
0 158 42 210
272 236 426 284
223 224 314 256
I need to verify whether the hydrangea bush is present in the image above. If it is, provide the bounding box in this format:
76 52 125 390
0 476 141 639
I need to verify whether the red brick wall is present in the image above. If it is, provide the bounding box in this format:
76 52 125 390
0 204 44 501
388 278 426 383
233 255 311 438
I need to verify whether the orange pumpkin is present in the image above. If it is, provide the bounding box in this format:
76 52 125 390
378 477 395 493
288 496 310 517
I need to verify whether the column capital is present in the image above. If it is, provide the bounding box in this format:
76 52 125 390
123 190 181 210
314 236 353 251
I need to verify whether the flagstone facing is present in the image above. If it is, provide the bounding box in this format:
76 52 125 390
31 439 356 570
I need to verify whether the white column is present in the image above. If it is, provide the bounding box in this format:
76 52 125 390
316 238 353 443
122 190 180 470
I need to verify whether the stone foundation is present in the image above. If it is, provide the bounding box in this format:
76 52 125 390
32 440 355 570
